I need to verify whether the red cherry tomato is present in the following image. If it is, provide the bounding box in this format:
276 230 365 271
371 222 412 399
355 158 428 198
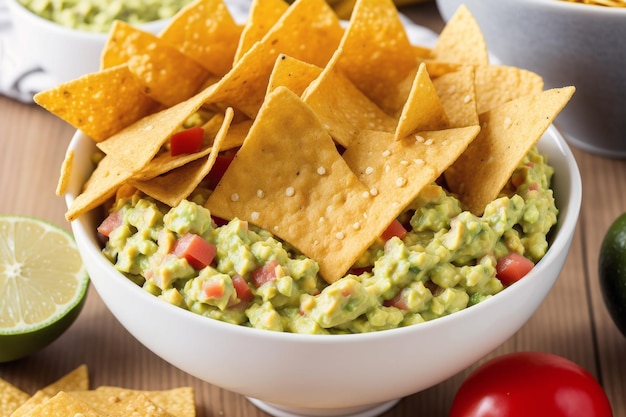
450 351 613 417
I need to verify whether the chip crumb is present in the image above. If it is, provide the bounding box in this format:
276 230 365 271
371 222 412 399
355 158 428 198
400 159 409 165
382 149 391 157
424 138 434 145
463 94 472 103
145 125 154 131
251 211 260 221
414 158 425 166
395 177 407 187
503 116 512 129
361 191 370 198
256 189 265 198
317 166 326 175
364 166 374 175
415 134 424 142
369 187 379 196
335 231 345 240
285 186 295 197
230 193 239 202
353 222 361 230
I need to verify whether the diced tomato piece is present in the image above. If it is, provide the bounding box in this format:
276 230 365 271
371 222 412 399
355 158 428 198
203 281 224 299
381 219 408 241
206 154 235 189
348 266 373 276
496 252 535 286
251 259 280 287
170 126 204 156
383 292 409 310
529 182 539 191
232 274 254 302
97 210 122 238
173 233 217 269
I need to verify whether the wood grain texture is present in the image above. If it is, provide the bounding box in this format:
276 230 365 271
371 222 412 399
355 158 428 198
1 4 624 415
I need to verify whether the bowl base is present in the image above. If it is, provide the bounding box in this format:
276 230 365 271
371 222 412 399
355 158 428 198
246 397 400 417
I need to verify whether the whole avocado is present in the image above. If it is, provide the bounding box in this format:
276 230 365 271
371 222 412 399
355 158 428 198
599 212 626 337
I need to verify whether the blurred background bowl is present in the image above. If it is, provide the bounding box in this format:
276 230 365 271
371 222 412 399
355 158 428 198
5 0 170 84
63 124 581 417
436 0 626 158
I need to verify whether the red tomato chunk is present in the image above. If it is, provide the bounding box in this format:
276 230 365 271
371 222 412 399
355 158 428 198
496 252 534 286
173 233 216 269
252 259 280 287
170 126 204 156
97 210 122 238
380 219 407 241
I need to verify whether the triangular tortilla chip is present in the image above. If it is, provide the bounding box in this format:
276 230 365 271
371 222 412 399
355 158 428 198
267 55 322 97
394 62 450 140
33 65 160 142
303 61 396 147
332 0 417 115
204 0 344 118
159 0 243 76
233 0 289 64
433 65 479 128
445 86 575 215
474 65 544 114
131 108 233 206
431 4 489 66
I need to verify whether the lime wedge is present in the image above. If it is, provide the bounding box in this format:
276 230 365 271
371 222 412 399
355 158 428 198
0 216 89 362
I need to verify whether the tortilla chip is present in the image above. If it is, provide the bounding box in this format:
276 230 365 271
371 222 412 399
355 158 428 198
65 154 133 221
0 378 30 417
33 65 160 142
122 394 176 417
26 392 102 417
267 55 322 97
159 0 243 76
394 62 450 140
431 4 489 66
202 114 252 151
10 391 50 417
233 0 289 64
445 86 575 215
68 387 195 417
56 149 74 196
332 0 417 115
204 0 344 118
97 86 216 173
131 108 233 206
343 126 479 221
474 65 544 114
433 65 479 128
41 364 89 396
302 61 396 147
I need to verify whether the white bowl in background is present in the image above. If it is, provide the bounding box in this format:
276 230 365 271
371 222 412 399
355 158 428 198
63 123 581 417
436 0 626 158
6 0 169 84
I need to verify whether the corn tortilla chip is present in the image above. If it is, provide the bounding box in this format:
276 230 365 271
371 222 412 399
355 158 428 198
10 391 51 417
431 4 489 66
33 65 160 142
474 65 544 114
433 65 479 128
267 55 322 97
302 61 396 147
445 86 575 215
332 0 417 115
233 0 289 64
56 149 74 196
0 378 30 417
41 364 89 396
204 0 344 118
122 394 176 417
97 86 216 173
26 392 102 417
394 62 450 140
131 108 233 206
159 0 243 76
65 154 133 221
68 387 195 417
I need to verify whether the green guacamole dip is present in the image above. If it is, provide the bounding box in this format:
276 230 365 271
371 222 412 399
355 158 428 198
18 0 194 32
100 147 557 334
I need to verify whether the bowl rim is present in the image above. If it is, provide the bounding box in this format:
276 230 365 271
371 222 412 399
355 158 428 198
6 0 170 38
65 124 582 343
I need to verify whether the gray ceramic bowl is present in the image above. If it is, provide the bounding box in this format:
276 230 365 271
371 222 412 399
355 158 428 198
436 0 626 158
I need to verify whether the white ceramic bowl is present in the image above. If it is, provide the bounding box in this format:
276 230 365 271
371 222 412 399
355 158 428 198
6 0 168 84
64 126 581 417
436 0 626 158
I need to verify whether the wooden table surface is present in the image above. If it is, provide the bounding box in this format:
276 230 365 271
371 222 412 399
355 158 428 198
1 3 625 416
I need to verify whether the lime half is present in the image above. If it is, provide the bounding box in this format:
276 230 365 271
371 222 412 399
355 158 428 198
0 216 89 362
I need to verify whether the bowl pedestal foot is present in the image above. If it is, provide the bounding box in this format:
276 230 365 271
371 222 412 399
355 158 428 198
246 397 400 417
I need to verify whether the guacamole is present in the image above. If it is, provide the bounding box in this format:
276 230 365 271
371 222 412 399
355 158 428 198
100 147 557 334
19 0 194 32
